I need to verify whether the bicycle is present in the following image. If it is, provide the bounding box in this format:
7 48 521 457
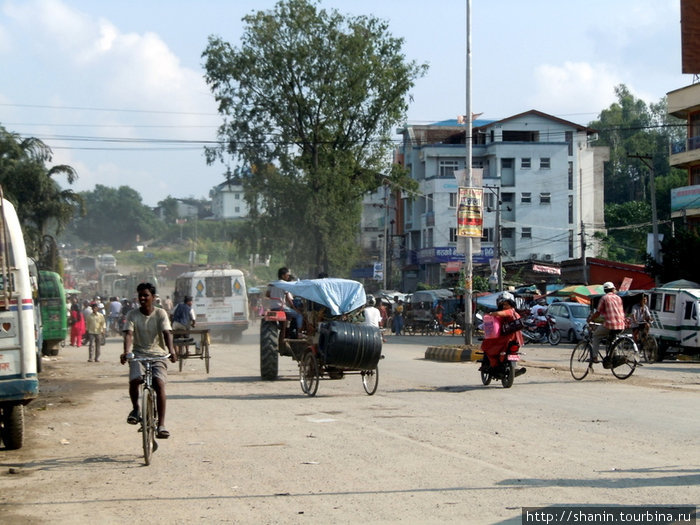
126 353 170 465
570 323 641 381
634 322 658 363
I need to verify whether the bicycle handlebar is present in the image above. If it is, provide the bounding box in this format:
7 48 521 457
125 353 171 362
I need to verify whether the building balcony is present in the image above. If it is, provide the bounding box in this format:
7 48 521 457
670 136 700 168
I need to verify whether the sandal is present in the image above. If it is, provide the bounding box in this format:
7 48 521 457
127 409 140 425
156 426 170 439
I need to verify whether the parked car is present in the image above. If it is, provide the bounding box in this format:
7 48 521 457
547 301 589 342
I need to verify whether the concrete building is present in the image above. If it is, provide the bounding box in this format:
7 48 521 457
667 82 700 227
388 110 610 291
210 178 250 220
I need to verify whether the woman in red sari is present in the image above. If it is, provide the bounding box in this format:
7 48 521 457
69 299 85 347
481 291 524 368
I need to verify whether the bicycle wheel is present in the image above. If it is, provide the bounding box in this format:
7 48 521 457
570 341 592 381
610 337 638 380
204 344 210 374
299 351 319 397
641 336 658 364
141 388 156 465
361 367 379 395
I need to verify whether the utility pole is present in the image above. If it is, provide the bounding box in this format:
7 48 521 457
463 0 473 345
580 221 587 284
629 154 660 263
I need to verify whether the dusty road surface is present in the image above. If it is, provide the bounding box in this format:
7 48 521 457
0 327 698 524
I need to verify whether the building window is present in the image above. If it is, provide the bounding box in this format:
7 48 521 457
692 166 700 185
540 192 551 204
568 195 574 224
449 192 458 208
235 193 240 200
481 227 494 243
540 157 551 169
439 159 460 178
449 228 457 243
234 206 240 213
426 228 434 248
502 193 514 208
569 229 574 258
501 158 514 169
502 227 514 239
521 158 531 169
521 227 532 239
484 192 496 210
426 194 433 213
521 192 531 204
565 131 573 155
568 161 574 190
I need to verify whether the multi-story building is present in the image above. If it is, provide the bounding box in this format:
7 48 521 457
210 177 250 220
389 110 610 291
667 84 700 227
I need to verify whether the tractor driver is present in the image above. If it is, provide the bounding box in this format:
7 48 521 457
267 267 304 338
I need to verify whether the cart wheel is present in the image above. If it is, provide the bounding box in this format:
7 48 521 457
204 344 210 374
299 351 319 397
361 367 379 395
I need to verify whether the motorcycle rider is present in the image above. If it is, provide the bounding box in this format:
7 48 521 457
480 291 526 377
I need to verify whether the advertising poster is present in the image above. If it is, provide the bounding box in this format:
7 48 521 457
457 187 483 237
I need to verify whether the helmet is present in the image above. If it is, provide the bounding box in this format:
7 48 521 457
497 291 516 308
367 295 376 306
603 281 615 292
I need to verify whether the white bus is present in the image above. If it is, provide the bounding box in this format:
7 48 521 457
173 269 250 342
0 191 38 449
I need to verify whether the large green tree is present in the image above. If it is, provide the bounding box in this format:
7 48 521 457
0 125 83 262
588 85 687 263
202 0 425 276
71 185 165 250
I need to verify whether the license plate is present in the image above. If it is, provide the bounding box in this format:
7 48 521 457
507 354 520 361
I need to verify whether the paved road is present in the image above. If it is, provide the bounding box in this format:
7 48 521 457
0 327 698 524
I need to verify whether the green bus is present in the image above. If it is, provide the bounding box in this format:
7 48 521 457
38 270 67 356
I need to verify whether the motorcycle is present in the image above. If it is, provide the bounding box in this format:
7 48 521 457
522 314 561 345
479 340 525 388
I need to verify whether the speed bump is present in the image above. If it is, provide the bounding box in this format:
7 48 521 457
425 345 483 362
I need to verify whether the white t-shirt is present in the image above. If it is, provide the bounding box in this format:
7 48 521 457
363 306 382 328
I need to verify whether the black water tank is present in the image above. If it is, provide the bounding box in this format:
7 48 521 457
319 321 382 369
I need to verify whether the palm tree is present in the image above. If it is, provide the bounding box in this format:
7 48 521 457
0 125 84 262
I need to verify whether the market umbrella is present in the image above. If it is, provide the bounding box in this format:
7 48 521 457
553 284 604 298
660 279 699 289
65 289 81 295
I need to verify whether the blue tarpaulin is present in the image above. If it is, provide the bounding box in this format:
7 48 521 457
271 278 366 316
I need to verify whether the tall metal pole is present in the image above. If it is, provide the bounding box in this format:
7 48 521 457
382 184 388 290
463 0 473 345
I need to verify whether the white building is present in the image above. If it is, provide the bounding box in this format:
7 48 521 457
210 178 250 219
389 110 609 290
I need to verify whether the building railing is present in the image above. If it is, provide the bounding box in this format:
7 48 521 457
670 135 700 155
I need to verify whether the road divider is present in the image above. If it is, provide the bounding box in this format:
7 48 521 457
425 345 482 362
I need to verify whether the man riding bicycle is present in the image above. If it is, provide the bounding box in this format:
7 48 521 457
587 281 626 364
120 282 177 439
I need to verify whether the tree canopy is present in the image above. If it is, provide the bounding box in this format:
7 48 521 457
70 185 164 250
202 0 425 276
0 125 83 263
588 85 687 263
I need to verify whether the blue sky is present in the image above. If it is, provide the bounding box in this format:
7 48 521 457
0 0 688 206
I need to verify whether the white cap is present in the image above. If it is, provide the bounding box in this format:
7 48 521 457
603 281 615 291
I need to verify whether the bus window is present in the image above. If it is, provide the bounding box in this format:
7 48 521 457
684 300 696 321
650 293 662 311
205 276 232 298
663 294 675 313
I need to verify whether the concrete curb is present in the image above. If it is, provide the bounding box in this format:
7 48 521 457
425 345 483 362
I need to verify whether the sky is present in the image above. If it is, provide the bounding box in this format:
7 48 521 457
0 0 689 207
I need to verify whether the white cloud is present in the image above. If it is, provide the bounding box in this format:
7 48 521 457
527 61 622 117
